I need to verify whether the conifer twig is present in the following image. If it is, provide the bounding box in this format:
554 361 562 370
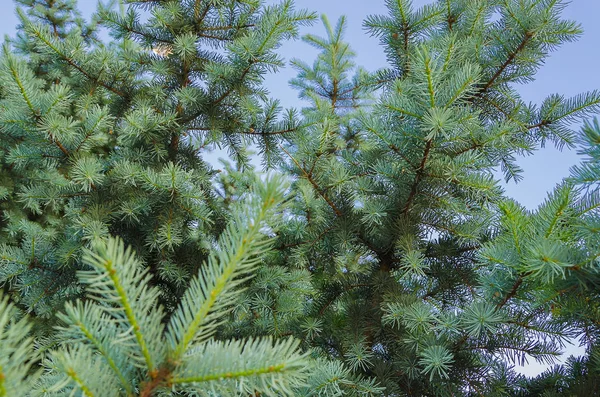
280 145 343 217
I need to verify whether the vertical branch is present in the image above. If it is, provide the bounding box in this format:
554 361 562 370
401 139 432 215
280 146 343 217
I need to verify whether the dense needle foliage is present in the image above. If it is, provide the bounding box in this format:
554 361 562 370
1 0 600 396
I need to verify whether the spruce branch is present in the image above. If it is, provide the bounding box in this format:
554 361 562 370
167 175 288 359
79 238 164 373
0 295 38 397
280 145 342 217
171 337 309 395
19 11 127 98
478 32 533 95
402 139 433 215
56 301 133 395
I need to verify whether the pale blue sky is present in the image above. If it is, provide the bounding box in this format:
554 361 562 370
2 0 598 376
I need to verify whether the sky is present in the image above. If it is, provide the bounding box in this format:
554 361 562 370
2 0 599 377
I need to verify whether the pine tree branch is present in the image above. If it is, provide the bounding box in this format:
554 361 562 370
448 141 484 157
477 32 533 96
64 368 95 397
364 125 417 169
67 313 132 395
336 77 395 97
331 78 338 110
6 56 71 156
182 63 253 125
401 139 432 215
83 243 157 373
74 119 106 154
197 33 235 41
170 60 191 160
466 343 559 358
139 367 171 397
528 95 600 130
496 273 531 310
51 137 70 157
241 128 295 136
104 18 173 46
280 145 343 217
7 62 35 114
172 365 286 384
527 119 551 130
424 52 436 108
169 337 307 394
397 13 411 74
197 5 297 113
27 26 127 98
194 1 209 22
168 178 286 359
216 66 253 107
478 95 528 130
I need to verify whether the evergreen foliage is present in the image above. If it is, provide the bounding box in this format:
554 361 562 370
1 175 311 396
0 0 314 316
263 1 600 395
0 0 600 396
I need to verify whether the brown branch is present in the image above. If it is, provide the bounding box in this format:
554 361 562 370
53 49 126 98
479 95 519 120
401 139 432 215
52 138 70 156
496 274 530 310
331 78 338 110
337 77 396 98
387 143 417 169
113 22 173 45
280 146 342 217
449 142 483 157
182 63 254 125
195 0 209 21
240 128 295 136
139 366 172 397
527 119 551 130
214 63 253 105
481 96 552 132
65 60 125 97
377 249 396 273
477 32 533 96
364 125 417 169
28 262 62 276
